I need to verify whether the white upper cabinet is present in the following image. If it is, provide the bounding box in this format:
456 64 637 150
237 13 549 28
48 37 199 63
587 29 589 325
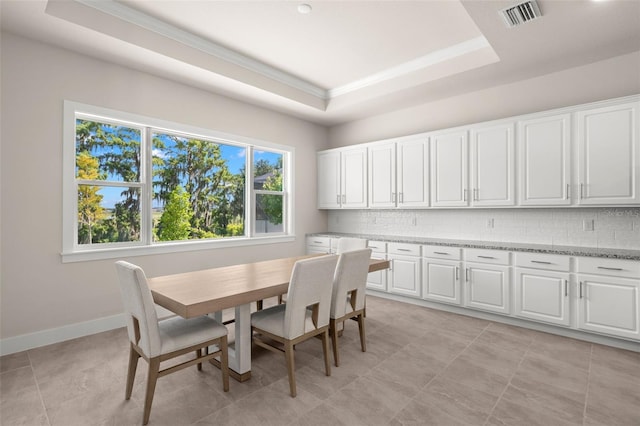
575 100 640 205
317 147 367 209
397 138 429 207
430 130 468 207
368 142 396 208
470 122 515 206
317 150 341 209
518 113 571 206
368 137 429 208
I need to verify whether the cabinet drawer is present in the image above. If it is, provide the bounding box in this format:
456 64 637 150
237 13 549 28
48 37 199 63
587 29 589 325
388 242 421 256
465 248 510 265
515 252 570 272
577 257 640 279
306 236 331 249
367 240 387 254
422 245 462 260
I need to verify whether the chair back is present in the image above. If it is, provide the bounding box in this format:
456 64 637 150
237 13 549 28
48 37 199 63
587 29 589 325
331 248 372 318
115 261 162 358
336 237 367 254
283 255 338 339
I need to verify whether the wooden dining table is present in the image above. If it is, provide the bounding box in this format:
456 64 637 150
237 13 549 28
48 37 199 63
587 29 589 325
148 254 390 381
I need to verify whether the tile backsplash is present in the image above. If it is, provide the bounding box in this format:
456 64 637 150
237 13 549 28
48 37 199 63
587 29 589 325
327 208 640 249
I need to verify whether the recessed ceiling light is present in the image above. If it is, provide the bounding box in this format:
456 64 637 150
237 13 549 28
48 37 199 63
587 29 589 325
298 3 312 14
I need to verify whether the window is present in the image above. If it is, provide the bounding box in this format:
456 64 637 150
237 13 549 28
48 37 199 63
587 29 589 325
63 101 293 262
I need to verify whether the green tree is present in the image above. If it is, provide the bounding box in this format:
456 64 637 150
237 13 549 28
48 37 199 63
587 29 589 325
260 170 283 225
76 151 106 244
76 119 141 242
157 186 192 241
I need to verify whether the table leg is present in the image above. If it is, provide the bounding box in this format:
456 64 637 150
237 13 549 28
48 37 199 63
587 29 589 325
208 303 252 382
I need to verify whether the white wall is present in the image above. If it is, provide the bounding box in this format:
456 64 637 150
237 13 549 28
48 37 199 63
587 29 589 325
0 33 329 349
328 51 640 147
328 208 640 250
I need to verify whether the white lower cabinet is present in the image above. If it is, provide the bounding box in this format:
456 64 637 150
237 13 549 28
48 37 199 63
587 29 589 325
576 257 640 340
421 245 463 305
513 252 572 327
514 268 571 326
388 243 421 297
463 249 511 315
366 241 387 292
305 236 331 254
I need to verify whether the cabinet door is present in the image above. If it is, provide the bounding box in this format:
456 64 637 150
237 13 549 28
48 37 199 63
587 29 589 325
577 274 640 340
368 142 396 208
464 263 510 314
514 268 570 326
422 258 461 305
388 254 421 297
367 268 388 292
470 123 515 206
398 138 429 207
430 130 468 207
341 147 368 208
576 101 640 205
518 114 571 206
317 151 341 208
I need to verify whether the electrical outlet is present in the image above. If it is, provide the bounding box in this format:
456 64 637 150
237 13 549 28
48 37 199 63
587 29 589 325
583 219 594 231
487 218 494 228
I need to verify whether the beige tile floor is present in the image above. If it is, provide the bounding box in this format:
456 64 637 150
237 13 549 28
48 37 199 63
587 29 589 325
2 295 639 426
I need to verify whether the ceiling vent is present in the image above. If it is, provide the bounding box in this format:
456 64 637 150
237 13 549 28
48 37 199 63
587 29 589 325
500 0 542 28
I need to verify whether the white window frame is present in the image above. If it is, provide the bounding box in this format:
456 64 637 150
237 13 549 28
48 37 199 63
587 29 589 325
62 101 294 263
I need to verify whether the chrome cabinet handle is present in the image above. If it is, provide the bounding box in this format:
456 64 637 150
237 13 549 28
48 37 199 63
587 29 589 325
397 248 412 252
564 279 568 297
473 188 478 201
392 192 396 203
399 192 404 203
434 251 449 255
580 183 584 200
597 266 623 271
531 260 552 265
566 183 570 200
579 281 583 298
455 266 459 281
465 268 470 282
463 189 467 201
478 255 496 259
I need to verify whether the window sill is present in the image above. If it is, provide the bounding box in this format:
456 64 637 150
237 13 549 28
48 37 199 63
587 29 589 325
61 235 296 263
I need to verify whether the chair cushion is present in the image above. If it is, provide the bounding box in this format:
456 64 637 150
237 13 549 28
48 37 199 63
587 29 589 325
158 315 227 356
251 304 317 337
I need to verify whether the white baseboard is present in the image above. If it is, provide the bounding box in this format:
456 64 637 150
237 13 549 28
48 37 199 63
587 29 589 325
0 314 126 356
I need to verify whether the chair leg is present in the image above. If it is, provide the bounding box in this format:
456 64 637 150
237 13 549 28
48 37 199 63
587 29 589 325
143 357 161 425
329 319 340 367
357 314 366 352
220 337 229 392
321 330 332 377
196 348 202 371
284 341 296 397
125 343 140 400
278 294 283 304
256 300 263 311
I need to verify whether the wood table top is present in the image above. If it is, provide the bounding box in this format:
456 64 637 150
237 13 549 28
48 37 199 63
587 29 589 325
149 254 389 318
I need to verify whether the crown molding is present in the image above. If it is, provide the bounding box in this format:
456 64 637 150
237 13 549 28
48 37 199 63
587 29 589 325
73 1 492 103
328 36 491 98
75 0 329 99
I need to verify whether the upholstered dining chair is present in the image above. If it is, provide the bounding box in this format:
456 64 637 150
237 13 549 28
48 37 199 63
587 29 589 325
115 261 229 425
336 237 368 254
278 237 366 305
329 248 372 367
251 255 338 397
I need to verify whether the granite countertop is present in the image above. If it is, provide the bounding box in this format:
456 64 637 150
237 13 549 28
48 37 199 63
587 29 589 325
308 232 640 261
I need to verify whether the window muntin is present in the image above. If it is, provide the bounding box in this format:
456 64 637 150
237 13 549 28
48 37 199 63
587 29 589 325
64 102 293 260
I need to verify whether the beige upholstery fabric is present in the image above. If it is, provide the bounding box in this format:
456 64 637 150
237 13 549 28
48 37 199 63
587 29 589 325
115 261 227 358
336 237 367 254
251 255 338 340
330 249 372 319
